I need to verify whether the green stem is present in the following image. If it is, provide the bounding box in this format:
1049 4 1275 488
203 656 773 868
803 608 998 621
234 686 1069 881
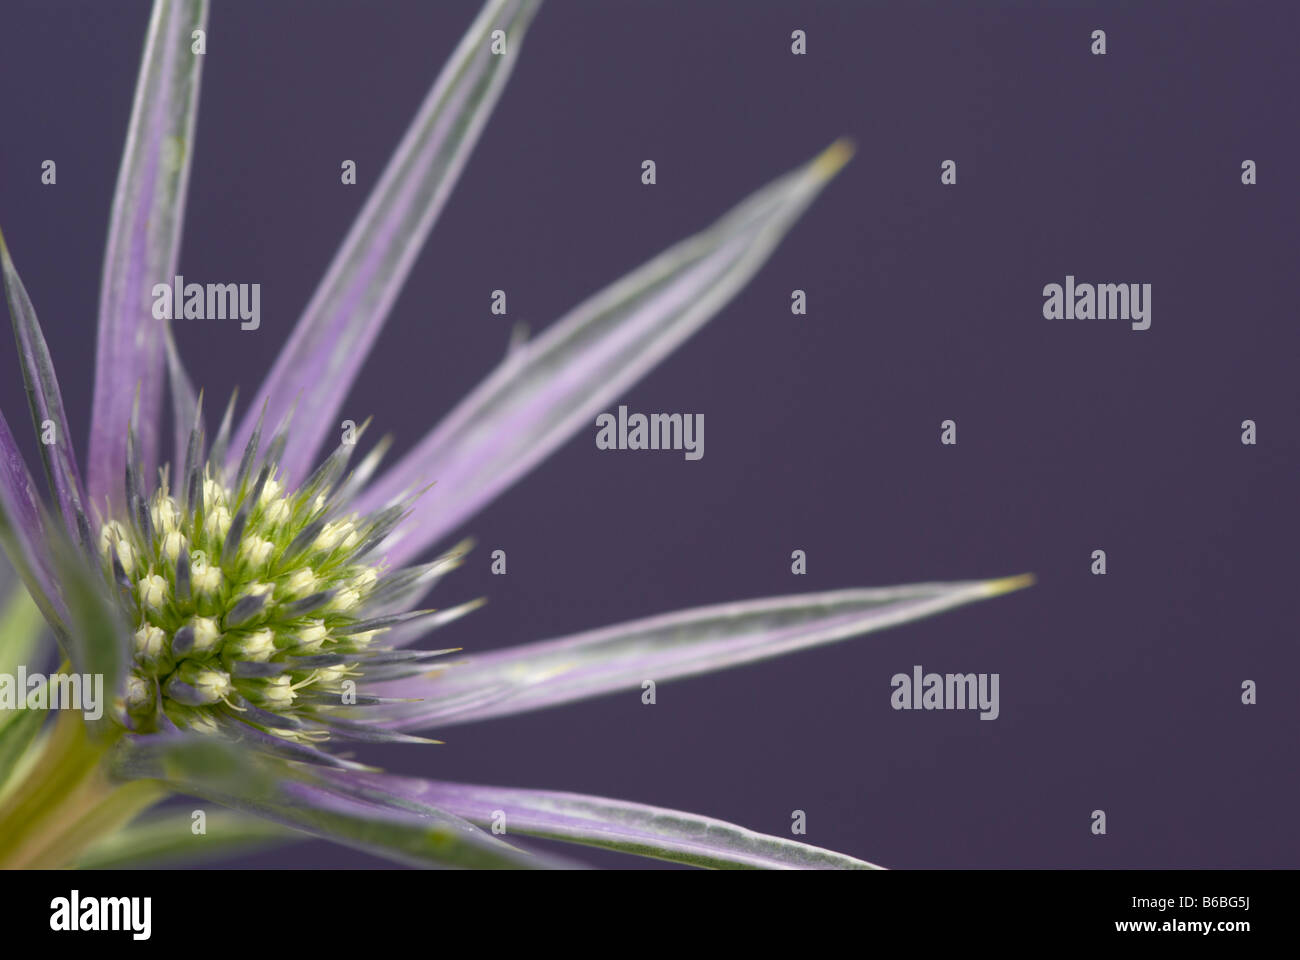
0 710 165 868
0 582 45 673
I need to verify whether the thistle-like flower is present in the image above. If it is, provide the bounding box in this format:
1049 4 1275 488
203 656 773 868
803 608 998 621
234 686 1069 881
101 417 420 741
0 0 1030 870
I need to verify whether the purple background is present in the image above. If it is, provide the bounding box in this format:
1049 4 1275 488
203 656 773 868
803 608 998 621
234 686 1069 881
1 1 1297 868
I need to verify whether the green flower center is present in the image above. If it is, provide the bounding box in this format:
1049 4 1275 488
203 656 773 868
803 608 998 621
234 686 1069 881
97 468 383 739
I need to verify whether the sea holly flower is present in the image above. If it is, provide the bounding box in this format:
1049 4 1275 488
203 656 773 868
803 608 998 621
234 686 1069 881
0 0 1032 870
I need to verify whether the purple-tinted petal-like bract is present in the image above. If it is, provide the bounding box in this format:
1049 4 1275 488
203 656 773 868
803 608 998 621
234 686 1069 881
88 0 208 511
229 0 540 486
0 233 87 541
371 577 1031 729
355 141 854 566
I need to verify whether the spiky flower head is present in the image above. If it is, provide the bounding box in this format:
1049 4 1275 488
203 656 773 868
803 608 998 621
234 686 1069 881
96 404 432 744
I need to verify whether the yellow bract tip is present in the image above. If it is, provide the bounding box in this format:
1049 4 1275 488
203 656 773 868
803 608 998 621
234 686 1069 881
984 573 1036 597
812 137 856 180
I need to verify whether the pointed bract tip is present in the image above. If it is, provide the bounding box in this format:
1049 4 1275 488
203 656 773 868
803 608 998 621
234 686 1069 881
446 537 476 560
983 573 1036 597
812 138 856 180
